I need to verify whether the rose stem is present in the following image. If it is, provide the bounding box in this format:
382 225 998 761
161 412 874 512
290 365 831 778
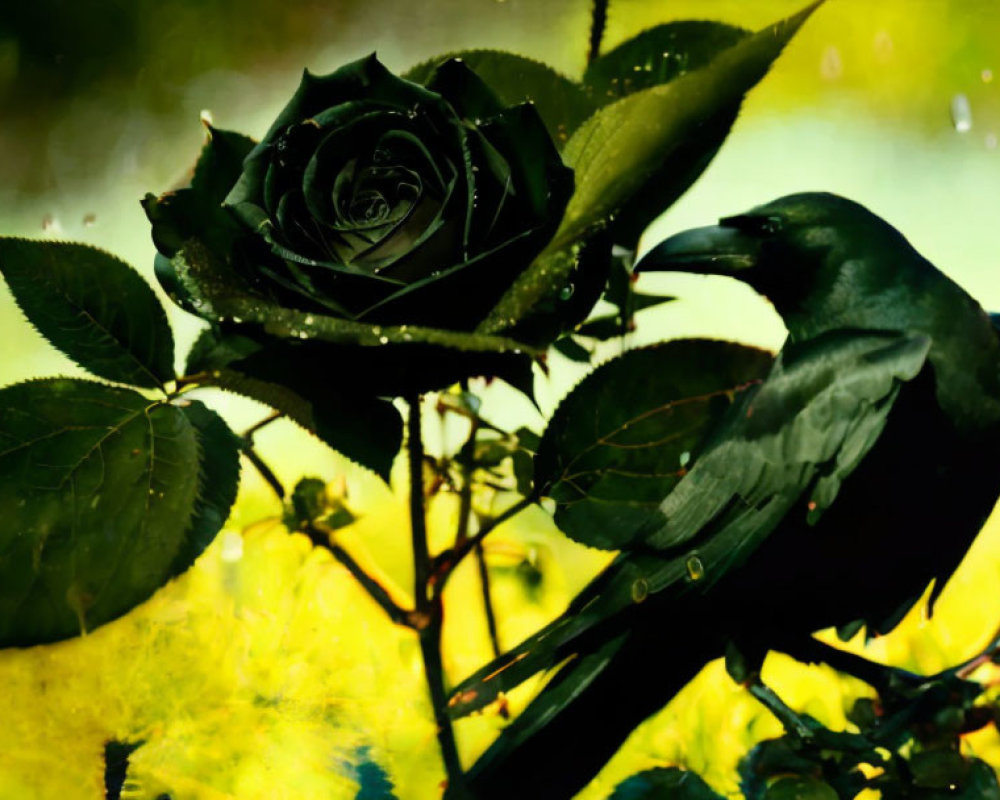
407 394 465 788
453 413 503 658
475 540 503 659
239 412 287 500
587 0 610 65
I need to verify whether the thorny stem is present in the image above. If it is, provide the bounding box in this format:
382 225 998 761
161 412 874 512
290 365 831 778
303 522 411 627
455 416 502 657
440 495 537 592
476 542 503 658
588 0 610 64
239 412 287 500
407 395 465 789
240 444 285 501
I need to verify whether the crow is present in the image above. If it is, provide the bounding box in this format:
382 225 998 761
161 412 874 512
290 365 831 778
446 193 1000 799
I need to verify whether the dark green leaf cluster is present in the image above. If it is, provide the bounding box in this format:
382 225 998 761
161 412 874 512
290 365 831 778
0 240 240 647
738 674 1000 800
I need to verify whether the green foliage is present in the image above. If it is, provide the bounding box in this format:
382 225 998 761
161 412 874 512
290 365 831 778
584 22 749 103
739 673 1000 800
477 2 820 338
559 2 821 249
186 327 404 482
535 341 773 549
0 238 175 389
0 379 238 646
609 767 725 800
403 50 594 145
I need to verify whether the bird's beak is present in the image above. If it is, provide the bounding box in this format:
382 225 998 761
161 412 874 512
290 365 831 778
635 225 761 275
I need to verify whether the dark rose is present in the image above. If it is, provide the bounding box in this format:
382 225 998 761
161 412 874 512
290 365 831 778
145 54 573 336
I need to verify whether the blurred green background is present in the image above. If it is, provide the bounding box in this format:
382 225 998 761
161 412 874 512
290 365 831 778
1 2 1000 798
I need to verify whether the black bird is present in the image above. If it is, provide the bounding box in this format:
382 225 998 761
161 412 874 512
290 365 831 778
447 193 1000 799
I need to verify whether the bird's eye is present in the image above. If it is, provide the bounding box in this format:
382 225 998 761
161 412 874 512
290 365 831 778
719 214 784 235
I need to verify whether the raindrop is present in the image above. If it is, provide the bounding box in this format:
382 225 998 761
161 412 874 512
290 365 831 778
951 93 973 132
558 284 575 301
631 578 649 603
82 213 97 227
685 554 705 582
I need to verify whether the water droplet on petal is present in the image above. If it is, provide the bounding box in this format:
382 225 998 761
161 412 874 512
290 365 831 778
951 93 973 132
631 578 649 603
685 554 705 582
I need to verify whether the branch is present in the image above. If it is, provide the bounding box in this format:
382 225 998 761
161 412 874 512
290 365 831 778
303 522 412 628
588 0 610 65
436 494 537 593
406 395 465 788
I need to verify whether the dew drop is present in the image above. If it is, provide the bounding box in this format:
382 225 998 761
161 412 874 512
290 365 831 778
951 93 973 132
685 554 705 582
631 578 649 603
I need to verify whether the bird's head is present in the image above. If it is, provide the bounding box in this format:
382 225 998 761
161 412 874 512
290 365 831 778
636 192 934 341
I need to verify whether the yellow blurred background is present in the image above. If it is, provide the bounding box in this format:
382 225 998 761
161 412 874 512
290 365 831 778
1 1 999 797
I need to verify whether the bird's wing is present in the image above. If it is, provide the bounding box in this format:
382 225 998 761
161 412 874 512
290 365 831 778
448 329 931 718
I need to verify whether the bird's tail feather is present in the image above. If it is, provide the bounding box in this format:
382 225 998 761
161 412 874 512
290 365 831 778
456 610 719 799
448 551 683 717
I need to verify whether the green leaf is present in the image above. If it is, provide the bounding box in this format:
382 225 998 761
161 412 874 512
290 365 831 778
558 1 822 247
172 399 242 573
403 49 595 145
534 341 772 550
0 239 175 390
609 767 725 800
584 21 749 103
552 335 592 363
171 240 541 358
0 379 235 647
187 329 403 482
763 777 838 800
